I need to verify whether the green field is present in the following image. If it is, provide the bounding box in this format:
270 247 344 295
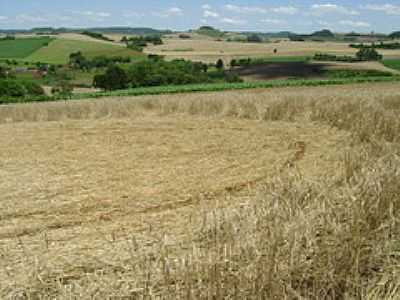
0 37 53 59
27 38 144 64
382 59 400 71
2 75 400 105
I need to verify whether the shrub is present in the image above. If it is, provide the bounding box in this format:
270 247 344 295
314 53 359 62
350 42 400 50
23 81 45 96
247 34 263 43
69 52 131 70
216 59 224 70
179 34 191 39
0 80 26 97
0 66 7 79
326 69 393 78
81 31 114 42
356 48 382 61
124 35 163 51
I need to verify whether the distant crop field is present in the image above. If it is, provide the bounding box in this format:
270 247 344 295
145 37 357 63
0 37 53 59
382 59 400 71
146 36 400 63
27 38 144 64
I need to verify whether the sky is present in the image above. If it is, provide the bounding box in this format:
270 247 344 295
0 1 399 33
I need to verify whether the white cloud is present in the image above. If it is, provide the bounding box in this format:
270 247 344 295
15 14 48 23
58 15 73 21
272 6 298 15
224 4 268 14
168 7 183 15
311 4 359 16
316 20 332 27
0 16 8 20
154 7 183 18
123 12 145 18
81 11 111 17
203 10 219 18
261 18 287 25
202 4 212 10
364 4 400 15
340 20 371 28
223 4 297 15
220 17 247 25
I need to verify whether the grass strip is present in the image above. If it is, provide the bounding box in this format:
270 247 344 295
1 76 400 105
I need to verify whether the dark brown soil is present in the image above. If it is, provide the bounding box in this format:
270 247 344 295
230 62 329 80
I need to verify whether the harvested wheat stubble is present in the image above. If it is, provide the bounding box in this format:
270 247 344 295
0 111 349 288
1 81 399 298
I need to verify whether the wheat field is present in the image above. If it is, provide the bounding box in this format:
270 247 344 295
145 37 400 63
0 82 399 299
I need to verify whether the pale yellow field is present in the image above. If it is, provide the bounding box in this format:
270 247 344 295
145 36 400 63
0 82 399 298
56 33 124 46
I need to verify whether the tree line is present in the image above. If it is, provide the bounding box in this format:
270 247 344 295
69 52 131 70
0 66 44 98
93 57 241 91
350 42 400 50
121 35 163 51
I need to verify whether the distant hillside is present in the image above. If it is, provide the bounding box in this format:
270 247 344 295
86 27 173 35
289 29 336 41
241 31 294 39
389 31 400 39
0 27 173 36
194 26 225 38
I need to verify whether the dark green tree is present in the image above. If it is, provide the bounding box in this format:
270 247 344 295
356 48 382 61
247 34 262 43
216 59 224 70
0 66 7 79
93 65 128 91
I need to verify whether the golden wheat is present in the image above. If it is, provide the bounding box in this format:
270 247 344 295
0 82 399 299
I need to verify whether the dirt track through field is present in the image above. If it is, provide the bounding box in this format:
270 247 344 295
0 112 349 286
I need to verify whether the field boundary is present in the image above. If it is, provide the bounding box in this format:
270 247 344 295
1 75 400 105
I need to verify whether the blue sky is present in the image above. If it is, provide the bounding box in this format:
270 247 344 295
0 1 399 33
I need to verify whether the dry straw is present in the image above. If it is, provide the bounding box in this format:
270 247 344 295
0 82 399 299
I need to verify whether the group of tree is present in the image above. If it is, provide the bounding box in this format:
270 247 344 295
69 52 131 70
121 35 163 51
0 66 7 78
313 53 360 63
246 34 263 43
0 79 45 98
355 47 382 61
314 48 382 62
0 35 16 41
350 42 400 50
81 31 114 42
93 57 241 91
230 57 280 67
